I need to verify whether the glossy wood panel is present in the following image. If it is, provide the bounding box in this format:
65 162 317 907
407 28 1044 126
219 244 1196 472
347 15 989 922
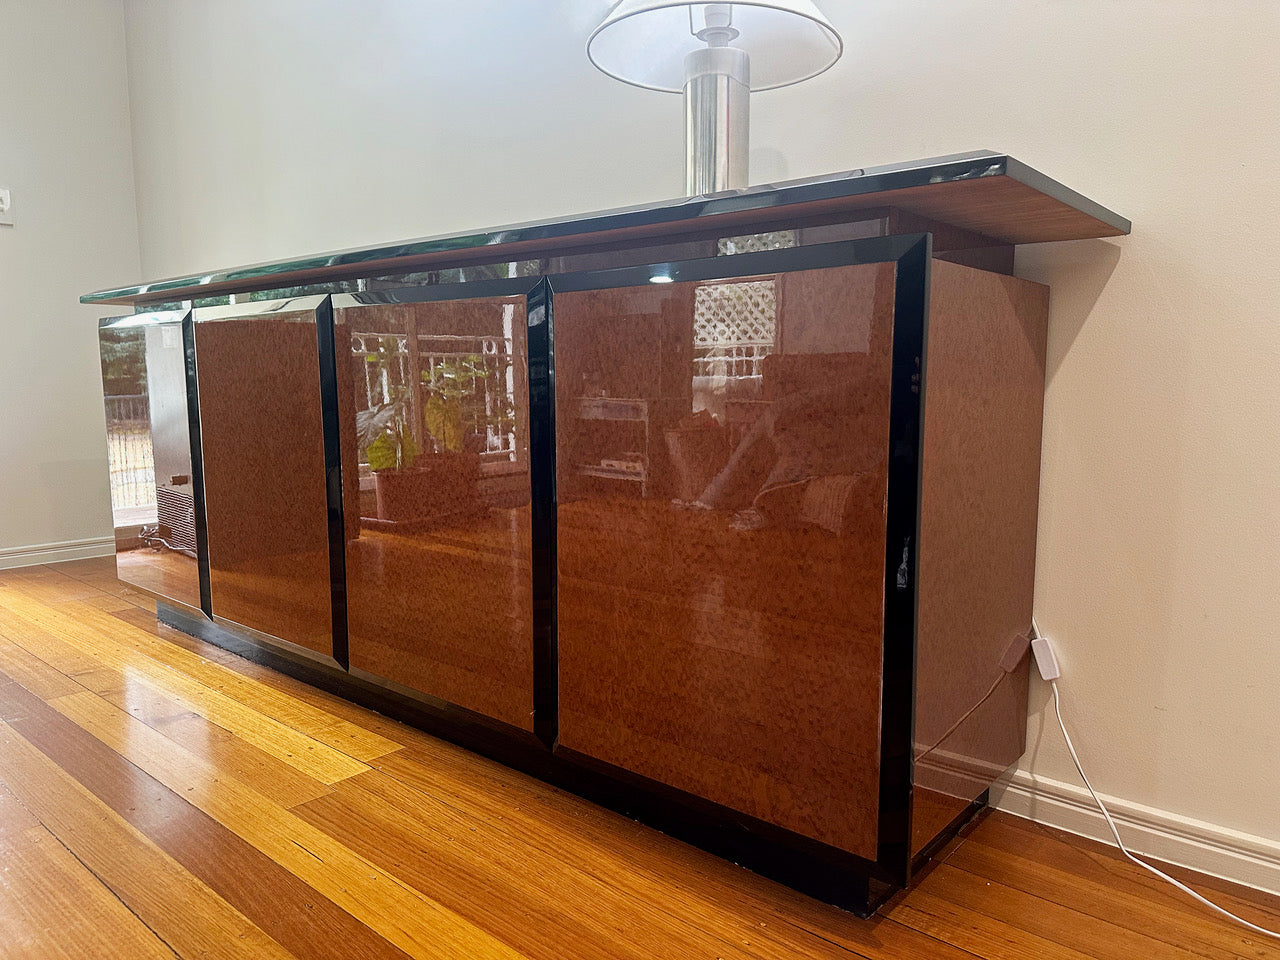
193 309 333 655
335 297 534 730
911 261 1050 855
98 316 203 611
555 263 897 859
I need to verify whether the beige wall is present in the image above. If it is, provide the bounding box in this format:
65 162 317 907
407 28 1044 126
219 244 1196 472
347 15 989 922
0 0 141 563
120 0 1280 886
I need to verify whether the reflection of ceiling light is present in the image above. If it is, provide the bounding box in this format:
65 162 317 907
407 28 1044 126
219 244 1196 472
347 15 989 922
588 2 843 195
649 274 675 283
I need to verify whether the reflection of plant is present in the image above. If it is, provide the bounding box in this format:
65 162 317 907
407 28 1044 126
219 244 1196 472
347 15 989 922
422 355 515 454
356 393 419 471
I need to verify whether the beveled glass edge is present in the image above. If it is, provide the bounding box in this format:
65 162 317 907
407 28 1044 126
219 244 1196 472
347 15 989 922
99 309 188 329
190 293 330 322
82 151 1131 306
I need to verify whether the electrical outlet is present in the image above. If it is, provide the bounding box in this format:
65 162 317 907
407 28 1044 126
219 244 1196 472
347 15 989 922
0 188 13 226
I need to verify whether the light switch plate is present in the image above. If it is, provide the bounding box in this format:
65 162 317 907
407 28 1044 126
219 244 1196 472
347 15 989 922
0 188 13 226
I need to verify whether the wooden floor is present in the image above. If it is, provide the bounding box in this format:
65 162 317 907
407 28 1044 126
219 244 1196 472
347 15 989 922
1 558 1277 959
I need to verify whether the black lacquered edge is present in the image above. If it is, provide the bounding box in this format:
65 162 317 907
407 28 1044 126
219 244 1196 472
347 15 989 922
82 150 1130 305
181 310 214 618
875 234 931 887
526 279 559 749
331 275 542 309
314 296 349 669
547 232 929 294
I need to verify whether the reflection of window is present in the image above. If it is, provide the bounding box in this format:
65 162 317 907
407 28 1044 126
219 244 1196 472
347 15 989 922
693 279 777 383
351 303 521 465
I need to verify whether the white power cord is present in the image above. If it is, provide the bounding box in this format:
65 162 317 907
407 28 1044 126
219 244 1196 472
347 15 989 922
1033 621 1280 941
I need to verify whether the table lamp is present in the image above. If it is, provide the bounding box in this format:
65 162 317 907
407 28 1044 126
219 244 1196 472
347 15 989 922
587 1 843 196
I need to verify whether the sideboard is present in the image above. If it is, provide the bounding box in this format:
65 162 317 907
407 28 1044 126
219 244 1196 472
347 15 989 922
87 151 1129 915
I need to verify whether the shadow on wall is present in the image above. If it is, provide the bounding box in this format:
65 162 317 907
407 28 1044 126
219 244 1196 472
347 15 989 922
1017 237 1123 384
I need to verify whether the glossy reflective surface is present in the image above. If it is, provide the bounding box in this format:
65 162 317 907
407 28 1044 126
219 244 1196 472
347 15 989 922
99 311 203 611
910 262 1047 856
554 261 897 859
192 298 334 655
334 291 534 730
82 151 1129 306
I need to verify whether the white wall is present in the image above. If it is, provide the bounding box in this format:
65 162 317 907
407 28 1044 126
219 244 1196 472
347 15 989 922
120 0 1280 887
0 0 141 563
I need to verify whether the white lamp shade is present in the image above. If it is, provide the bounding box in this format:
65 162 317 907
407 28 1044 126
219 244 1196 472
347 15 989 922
587 0 843 93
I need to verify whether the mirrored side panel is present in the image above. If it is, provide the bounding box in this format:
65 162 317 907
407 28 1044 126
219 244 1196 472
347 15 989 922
192 298 334 656
99 311 203 611
553 260 897 860
334 291 534 730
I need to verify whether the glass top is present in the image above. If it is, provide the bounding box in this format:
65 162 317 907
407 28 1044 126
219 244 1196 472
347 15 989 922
82 151 1130 307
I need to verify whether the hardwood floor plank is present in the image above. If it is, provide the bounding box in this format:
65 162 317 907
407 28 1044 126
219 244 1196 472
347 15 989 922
0 674 413 960
885 893 1099 960
365 748 979 960
295 773 815 960
914 861 1208 960
42 688 529 960
975 812 1280 925
953 820 1280 959
0 719 298 960
67 665 335 809
0 822 178 960
40 587 400 762
0 779 39 839
0 584 370 784
0 637 83 699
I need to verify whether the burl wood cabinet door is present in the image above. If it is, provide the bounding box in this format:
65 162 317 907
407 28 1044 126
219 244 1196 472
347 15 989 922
333 286 536 732
192 297 336 658
552 252 903 861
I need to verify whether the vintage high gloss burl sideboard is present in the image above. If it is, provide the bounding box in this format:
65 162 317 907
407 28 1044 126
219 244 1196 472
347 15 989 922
86 151 1129 915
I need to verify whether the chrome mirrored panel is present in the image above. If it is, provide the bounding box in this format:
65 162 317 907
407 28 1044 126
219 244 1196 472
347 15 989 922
98 310 203 611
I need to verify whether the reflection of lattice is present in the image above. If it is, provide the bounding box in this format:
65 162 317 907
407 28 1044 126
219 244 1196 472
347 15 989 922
693 279 776 381
717 230 797 256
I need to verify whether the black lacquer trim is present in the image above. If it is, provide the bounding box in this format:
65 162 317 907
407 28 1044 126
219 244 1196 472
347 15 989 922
546 233 927 294
314 296 349 669
526 278 559 749
331 274 542 309
181 311 213 618
875 234 931 888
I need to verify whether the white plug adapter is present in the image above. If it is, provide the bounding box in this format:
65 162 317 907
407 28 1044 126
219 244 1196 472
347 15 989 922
1032 635 1061 681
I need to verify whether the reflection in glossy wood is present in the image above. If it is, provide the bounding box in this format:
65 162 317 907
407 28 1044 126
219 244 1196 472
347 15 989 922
194 312 333 654
555 264 895 859
336 298 535 730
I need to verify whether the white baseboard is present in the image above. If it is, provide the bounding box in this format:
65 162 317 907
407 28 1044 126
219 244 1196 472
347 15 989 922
992 769 1280 898
0 536 115 571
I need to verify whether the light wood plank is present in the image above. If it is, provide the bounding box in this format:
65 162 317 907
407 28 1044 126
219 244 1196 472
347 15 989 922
885 893 1099 960
0 584 369 784
953 820 1280 960
0 721 299 960
0 638 83 700
0 674 412 960
0 823 178 960
11 574 399 761
914 862 1208 960
45 689 529 960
